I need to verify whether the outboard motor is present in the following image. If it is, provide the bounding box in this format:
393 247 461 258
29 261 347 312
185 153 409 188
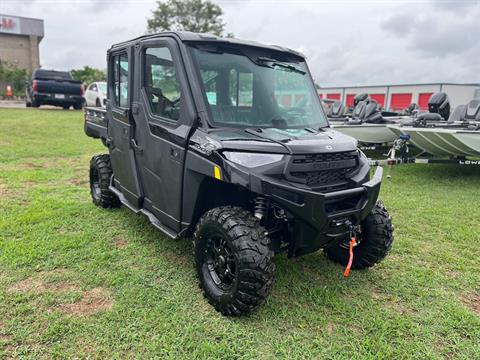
327 100 345 119
463 99 480 121
428 92 450 120
353 93 369 107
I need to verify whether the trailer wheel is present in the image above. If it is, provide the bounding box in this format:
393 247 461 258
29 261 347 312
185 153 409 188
194 206 274 316
89 154 121 208
325 201 394 269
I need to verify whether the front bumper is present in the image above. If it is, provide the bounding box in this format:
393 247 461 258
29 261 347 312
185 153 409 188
250 166 383 257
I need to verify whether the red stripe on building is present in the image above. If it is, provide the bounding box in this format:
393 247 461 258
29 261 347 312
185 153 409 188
346 94 356 107
418 93 433 110
390 93 412 110
370 93 386 107
326 93 341 100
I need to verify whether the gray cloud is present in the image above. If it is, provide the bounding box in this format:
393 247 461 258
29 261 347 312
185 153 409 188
1 0 479 86
381 12 416 37
382 2 480 59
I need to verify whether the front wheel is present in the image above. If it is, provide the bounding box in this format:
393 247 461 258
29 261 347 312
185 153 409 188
325 201 394 269
194 206 275 316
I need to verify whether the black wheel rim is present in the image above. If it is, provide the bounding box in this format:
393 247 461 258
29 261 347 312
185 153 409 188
90 167 101 200
205 233 237 290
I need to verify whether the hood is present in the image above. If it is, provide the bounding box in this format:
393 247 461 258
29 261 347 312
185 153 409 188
195 127 358 154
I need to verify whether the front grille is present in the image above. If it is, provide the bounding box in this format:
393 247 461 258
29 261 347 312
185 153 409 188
287 151 359 188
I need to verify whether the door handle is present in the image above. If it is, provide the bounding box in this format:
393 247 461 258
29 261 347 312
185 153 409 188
170 147 179 159
130 139 143 155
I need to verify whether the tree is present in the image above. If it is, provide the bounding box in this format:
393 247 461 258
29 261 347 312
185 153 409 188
0 61 28 97
147 0 231 37
71 66 106 86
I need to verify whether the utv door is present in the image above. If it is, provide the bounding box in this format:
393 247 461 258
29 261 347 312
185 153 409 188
131 37 196 233
107 49 142 207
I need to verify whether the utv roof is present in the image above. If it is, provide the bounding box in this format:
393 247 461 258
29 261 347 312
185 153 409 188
110 31 305 59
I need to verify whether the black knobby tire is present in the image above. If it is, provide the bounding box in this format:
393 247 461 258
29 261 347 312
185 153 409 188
325 201 394 269
89 154 121 208
194 206 275 316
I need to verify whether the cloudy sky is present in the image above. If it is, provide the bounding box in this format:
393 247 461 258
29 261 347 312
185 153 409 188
1 0 479 86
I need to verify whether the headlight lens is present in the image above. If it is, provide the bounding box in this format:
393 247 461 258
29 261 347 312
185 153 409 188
223 152 284 167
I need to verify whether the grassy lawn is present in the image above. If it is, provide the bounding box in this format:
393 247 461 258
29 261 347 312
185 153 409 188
0 108 479 359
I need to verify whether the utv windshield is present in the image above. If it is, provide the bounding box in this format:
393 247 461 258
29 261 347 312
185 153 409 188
190 46 328 129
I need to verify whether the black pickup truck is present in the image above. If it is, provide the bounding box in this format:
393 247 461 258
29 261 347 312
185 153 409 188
25 69 85 109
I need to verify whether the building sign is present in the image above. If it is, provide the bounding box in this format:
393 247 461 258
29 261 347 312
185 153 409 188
0 15 20 34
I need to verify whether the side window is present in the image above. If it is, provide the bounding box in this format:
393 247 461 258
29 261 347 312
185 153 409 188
229 69 253 107
144 47 182 121
112 53 129 108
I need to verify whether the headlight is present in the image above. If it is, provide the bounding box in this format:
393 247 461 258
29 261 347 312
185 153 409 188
223 152 284 167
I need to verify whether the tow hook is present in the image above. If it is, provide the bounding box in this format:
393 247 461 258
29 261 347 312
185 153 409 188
343 221 359 278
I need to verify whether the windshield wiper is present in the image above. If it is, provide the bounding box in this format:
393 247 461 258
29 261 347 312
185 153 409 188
244 128 293 154
256 57 306 75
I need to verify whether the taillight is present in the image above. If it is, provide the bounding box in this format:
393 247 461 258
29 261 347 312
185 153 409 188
32 80 38 92
80 84 85 96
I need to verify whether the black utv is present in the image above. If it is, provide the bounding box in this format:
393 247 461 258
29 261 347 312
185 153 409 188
85 32 394 316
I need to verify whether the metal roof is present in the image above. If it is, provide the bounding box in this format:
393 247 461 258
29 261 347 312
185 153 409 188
110 31 304 58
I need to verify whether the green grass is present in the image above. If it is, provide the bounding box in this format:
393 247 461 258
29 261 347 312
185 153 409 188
0 108 479 359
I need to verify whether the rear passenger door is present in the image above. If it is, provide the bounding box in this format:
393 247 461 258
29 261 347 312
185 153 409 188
107 49 142 208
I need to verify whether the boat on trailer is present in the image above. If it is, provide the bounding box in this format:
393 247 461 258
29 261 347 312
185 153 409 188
388 99 480 157
327 93 422 145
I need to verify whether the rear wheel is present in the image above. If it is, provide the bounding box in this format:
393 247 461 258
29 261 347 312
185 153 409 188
62 104 70 110
89 154 121 208
31 100 39 108
95 98 101 107
194 206 274 316
73 103 83 110
325 201 394 269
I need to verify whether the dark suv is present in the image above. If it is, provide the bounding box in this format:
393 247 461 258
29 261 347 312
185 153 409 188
85 32 394 316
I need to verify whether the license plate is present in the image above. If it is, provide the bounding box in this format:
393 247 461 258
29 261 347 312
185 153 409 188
55 94 65 99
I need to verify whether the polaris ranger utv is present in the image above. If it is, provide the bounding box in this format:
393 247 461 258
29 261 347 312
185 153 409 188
85 32 394 316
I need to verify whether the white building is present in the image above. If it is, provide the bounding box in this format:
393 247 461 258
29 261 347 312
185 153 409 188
318 83 480 111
